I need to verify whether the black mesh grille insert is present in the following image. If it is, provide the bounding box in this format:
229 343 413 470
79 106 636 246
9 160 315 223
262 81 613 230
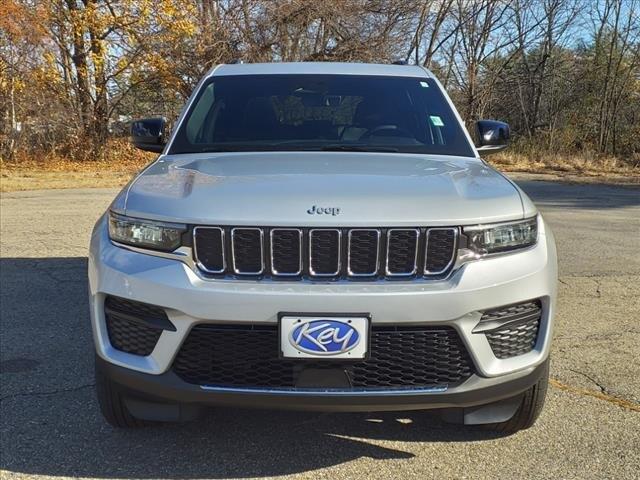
425 228 457 274
194 227 225 272
310 230 341 275
173 324 475 389
104 296 166 356
271 229 302 275
386 230 419 275
481 300 542 359
232 228 263 274
348 230 379 275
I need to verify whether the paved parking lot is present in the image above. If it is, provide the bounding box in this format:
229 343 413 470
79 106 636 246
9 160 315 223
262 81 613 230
1 176 639 479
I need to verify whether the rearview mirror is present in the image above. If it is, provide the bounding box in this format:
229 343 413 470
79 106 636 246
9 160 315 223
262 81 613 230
475 120 509 155
131 117 166 153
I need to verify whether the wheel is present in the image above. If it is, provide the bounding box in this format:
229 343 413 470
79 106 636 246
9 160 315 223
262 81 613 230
484 360 550 434
95 363 150 428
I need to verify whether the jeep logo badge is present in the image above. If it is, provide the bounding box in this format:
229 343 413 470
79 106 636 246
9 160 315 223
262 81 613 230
307 205 341 216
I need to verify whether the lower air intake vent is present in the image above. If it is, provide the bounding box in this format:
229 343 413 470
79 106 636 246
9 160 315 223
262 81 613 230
104 296 169 356
172 324 475 390
479 300 542 359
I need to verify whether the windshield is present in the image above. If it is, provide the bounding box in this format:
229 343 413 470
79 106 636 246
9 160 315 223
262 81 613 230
169 74 474 157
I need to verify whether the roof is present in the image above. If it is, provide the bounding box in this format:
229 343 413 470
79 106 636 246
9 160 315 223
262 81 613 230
209 62 434 79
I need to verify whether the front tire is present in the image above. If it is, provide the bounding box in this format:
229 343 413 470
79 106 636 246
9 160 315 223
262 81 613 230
95 364 150 428
485 360 549 434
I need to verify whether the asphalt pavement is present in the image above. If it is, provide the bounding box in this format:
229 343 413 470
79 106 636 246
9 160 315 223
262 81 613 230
1 176 639 479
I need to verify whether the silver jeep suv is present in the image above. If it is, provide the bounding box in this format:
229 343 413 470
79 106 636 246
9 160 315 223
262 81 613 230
89 62 557 433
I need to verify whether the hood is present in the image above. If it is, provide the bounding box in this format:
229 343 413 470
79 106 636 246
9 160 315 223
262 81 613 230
122 152 526 226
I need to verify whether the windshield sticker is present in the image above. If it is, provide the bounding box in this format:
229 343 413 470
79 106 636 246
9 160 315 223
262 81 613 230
430 115 444 127
420 81 429 88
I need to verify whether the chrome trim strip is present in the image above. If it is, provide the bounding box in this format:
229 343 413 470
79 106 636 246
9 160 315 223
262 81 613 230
112 241 197 270
270 228 303 276
385 229 420 276
200 385 448 395
472 311 541 334
462 215 539 232
309 229 342 277
231 227 265 275
193 226 226 274
424 227 459 276
347 229 381 277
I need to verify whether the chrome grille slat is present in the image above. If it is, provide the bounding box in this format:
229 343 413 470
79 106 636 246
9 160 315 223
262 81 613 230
231 228 264 275
194 226 457 280
348 229 381 277
193 227 226 274
424 227 458 275
309 229 342 277
271 228 303 276
385 229 420 276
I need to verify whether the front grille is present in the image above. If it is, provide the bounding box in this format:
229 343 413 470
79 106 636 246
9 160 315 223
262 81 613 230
193 227 225 273
231 228 263 274
309 229 341 275
425 228 458 274
104 296 168 356
193 226 458 280
480 300 542 359
173 324 475 390
386 229 419 275
271 229 302 275
348 230 380 276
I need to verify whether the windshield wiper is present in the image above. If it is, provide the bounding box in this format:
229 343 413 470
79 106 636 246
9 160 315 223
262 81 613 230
194 146 253 153
319 145 399 153
174 144 401 154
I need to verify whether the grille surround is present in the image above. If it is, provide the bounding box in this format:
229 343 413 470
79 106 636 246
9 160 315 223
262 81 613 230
173 324 475 390
193 226 459 280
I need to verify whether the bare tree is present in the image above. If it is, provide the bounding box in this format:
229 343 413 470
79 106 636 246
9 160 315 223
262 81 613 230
591 0 640 153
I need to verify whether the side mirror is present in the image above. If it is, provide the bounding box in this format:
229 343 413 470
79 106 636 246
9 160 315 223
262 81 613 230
475 120 509 155
131 117 166 153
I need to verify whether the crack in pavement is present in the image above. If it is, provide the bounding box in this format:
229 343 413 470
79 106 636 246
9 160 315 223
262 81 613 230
569 368 608 394
550 378 640 413
0 383 95 403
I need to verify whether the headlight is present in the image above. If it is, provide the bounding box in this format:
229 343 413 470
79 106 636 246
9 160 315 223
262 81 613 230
464 216 538 255
108 212 186 252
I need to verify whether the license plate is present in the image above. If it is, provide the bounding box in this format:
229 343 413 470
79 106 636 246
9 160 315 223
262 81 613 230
280 315 369 359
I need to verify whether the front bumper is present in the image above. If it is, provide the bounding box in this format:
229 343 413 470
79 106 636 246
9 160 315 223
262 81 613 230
89 214 557 409
97 355 549 413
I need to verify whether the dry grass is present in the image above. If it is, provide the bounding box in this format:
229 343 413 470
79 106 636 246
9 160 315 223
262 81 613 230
0 169 142 192
489 151 640 184
2 143 639 192
1 139 153 192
